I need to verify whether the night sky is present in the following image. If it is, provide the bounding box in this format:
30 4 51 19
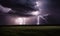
0 0 60 25
46 0 60 24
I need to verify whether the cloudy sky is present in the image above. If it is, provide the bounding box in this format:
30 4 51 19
0 0 60 25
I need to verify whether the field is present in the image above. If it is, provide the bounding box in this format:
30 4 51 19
0 26 60 36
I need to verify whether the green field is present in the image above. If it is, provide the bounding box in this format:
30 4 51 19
0 26 60 36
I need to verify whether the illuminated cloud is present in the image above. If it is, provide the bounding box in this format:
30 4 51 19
34 1 43 9
30 11 40 16
0 5 11 13
15 18 24 25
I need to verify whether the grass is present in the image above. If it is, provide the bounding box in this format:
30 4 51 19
0 26 60 36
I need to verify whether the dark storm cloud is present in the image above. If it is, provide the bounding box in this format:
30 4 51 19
46 0 60 24
0 0 43 12
0 0 60 25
